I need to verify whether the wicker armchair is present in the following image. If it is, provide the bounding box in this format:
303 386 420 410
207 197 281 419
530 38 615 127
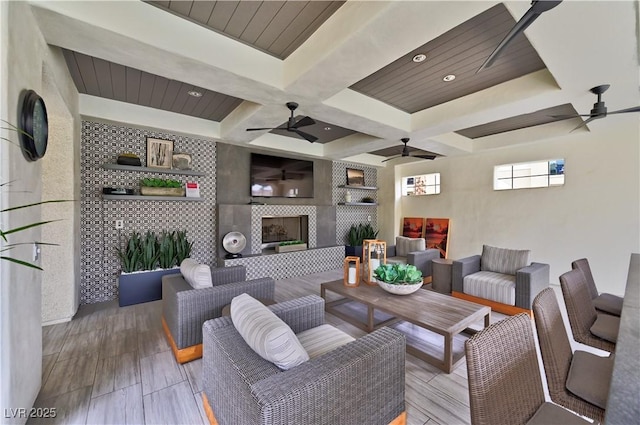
571 258 623 316
452 245 549 316
533 288 615 423
162 265 275 363
465 313 592 425
201 295 407 425
559 269 618 353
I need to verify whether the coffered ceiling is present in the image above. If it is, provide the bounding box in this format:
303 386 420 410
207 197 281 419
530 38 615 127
29 1 639 165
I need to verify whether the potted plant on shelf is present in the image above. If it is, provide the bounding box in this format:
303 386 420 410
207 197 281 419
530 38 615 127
275 239 307 253
116 230 191 306
345 223 378 257
140 178 185 197
373 263 423 295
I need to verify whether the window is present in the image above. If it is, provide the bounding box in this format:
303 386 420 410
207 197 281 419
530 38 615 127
402 173 440 196
494 159 564 190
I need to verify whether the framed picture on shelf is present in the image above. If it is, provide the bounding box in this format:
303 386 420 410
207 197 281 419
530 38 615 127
424 218 450 258
402 217 425 238
146 137 173 169
346 168 365 186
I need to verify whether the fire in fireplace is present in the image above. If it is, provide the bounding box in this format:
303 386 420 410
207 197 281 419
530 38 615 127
261 215 308 249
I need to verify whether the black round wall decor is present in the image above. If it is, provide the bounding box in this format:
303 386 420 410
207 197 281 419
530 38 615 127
19 90 49 161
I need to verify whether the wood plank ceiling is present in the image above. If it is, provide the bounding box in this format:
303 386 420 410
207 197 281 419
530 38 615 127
62 49 243 121
350 3 547 114
146 1 345 59
57 1 575 155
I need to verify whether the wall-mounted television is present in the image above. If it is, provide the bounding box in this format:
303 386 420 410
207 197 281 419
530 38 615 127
250 153 314 198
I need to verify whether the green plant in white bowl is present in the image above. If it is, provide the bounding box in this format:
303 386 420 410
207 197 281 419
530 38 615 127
373 263 423 295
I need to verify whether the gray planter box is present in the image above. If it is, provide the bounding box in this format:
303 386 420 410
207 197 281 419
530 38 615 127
118 268 180 306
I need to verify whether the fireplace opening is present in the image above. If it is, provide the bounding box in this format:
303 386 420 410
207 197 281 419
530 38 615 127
261 215 308 250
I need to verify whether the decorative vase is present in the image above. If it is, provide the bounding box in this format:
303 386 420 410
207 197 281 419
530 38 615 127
345 191 352 203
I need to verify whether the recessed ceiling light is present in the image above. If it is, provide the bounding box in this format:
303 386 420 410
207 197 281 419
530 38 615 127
412 53 427 63
187 90 203 97
324 127 332 131
442 74 456 82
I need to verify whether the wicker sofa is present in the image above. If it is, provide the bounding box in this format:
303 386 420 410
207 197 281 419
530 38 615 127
161 264 275 363
452 245 550 316
386 236 441 281
201 295 407 425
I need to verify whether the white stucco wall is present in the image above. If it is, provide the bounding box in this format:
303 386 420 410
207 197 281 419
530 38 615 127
381 117 640 296
1 2 79 421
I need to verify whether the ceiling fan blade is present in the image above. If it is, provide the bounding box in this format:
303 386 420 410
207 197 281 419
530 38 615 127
381 155 401 163
293 129 318 143
246 127 276 131
477 1 562 73
413 154 437 160
293 116 315 128
549 114 595 119
608 106 640 115
571 116 599 132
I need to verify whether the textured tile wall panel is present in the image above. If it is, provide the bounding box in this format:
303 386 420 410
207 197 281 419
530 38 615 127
332 162 378 245
223 246 344 280
80 121 217 304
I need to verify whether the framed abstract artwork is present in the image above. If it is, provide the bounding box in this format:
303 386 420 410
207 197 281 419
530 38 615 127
425 218 450 258
146 137 173 169
402 217 425 238
346 168 365 186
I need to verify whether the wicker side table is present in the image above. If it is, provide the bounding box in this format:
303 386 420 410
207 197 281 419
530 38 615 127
432 258 454 294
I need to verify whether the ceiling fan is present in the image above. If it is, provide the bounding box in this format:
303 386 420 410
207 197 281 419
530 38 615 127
382 138 436 162
477 0 563 73
552 85 640 131
246 102 318 143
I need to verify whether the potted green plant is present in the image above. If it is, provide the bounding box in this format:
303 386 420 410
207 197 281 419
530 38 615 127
117 230 191 306
345 223 378 257
275 239 307 253
373 263 423 295
140 178 185 197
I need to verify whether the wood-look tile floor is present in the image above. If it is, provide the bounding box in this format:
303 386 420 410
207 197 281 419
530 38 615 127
32 269 505 425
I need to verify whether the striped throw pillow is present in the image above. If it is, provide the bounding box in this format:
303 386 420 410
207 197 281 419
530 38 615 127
230 293 309 370
180 259 212 289
480 245 530 275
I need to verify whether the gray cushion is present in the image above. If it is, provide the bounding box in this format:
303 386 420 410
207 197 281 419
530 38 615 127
526 402 592 424
481 245 530 275
463 271 516 305
594 293 623 316
590 313 619 343
386 256 407 265
566 351 615 409
395 236 426 257
180 258 212 289
296 324 355 359
230 293 309 370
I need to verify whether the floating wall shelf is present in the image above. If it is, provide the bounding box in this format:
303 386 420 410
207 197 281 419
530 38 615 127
102 163 206 176
103 194 205 202
338 202 378 206
337 185 378 190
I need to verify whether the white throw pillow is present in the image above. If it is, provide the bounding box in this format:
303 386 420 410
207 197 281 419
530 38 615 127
180 258 213 289
231 293 309 370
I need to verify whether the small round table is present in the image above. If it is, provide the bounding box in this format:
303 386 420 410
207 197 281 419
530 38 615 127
221 298 276 317
432 258 454 294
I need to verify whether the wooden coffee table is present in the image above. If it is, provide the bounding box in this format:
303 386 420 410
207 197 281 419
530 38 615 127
320 280 490 373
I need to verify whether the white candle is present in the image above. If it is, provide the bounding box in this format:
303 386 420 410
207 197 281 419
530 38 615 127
370 259 380 270
348 267 356 284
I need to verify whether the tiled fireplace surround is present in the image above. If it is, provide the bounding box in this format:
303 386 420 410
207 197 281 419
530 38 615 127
81 120 377 304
